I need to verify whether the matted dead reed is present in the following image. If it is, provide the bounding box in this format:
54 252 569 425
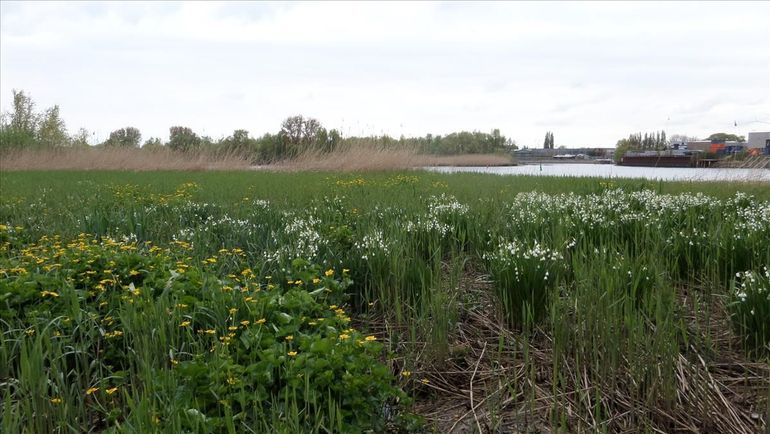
366 264 768 434
0 147 252 171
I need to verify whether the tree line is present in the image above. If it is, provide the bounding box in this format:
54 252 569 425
0 90 516 163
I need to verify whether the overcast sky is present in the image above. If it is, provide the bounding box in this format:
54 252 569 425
1 1 769 147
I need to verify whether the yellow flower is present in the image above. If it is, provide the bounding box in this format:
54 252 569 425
50 397 63 404
180 321 191 327
401 370 412 377
325 269 334 277
312 278 321 284
420 378 430 384
240 320 250 326
228 326 238 331
129 270 140 276
287 351 298 357
105 387 119 395
40 290 59 298
364 335 376 341
338 333 350 340
229 307 238 315
255 318 266 325
285 335 293 341
86 387 99 395
204 329 216 335
329 304 338 310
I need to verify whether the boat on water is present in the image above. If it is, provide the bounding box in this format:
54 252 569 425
618 150 699 168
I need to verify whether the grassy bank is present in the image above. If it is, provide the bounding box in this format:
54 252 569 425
1 171 768 433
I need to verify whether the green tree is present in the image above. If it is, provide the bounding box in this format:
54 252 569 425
614 138 631 163
36 105 68 148
0 90 38 149
167 126 201 152
70 128 92 148
220 129 257 156
543 131 554 149
707 132 745 143
104 127 141 148
142 137 163 150
279 115 323 157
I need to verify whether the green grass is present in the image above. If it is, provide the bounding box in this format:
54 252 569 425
1 170 768 433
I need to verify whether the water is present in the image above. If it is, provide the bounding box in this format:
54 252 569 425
428 163 770 182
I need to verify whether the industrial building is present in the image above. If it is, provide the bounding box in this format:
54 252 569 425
747 131 770 151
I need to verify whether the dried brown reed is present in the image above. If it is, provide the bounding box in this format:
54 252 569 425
1 144 513 172
0 147 252 171
280 141 513 172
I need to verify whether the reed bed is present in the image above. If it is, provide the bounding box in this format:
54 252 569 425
0 147 252 171
0 171 767 432
2 145 513 173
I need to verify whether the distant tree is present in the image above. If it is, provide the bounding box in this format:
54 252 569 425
220 129 257 156
143 137 163 150
167 126 201 152
70 128 92 147
707 132 745 143
0 90 38 149
543 131 555 149
327 128 342 152
9 90 37 137
670 134 698 143
104 127 141 148
279 115 324 157
614 138 631 163
37 105 68 147
281 115 322 145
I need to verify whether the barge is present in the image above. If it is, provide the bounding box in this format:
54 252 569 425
618 150 699 168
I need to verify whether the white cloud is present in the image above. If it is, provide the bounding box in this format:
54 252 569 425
2 0 768 146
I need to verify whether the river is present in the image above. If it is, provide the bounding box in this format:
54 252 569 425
427 163 770 182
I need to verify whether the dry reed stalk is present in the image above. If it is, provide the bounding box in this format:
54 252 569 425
0 148 252 171
372 265 768 433
280 142 513 172
278 142 419 172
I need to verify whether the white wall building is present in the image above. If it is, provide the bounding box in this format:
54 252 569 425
747 131 770 150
